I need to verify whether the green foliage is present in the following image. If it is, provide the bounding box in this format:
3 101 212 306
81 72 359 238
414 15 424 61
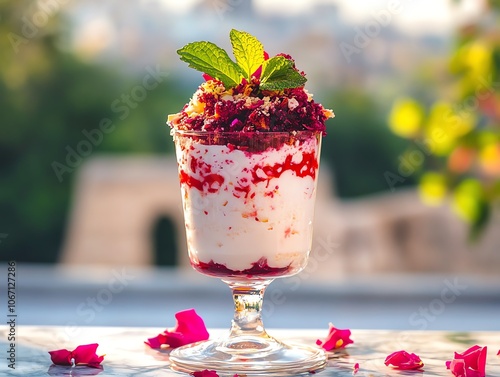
0 2 188 263
322 90 414 198
387 0 500 238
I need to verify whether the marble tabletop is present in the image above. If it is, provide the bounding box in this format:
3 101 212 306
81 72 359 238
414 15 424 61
1 326 499 376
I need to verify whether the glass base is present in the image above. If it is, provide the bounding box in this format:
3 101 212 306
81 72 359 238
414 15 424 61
169 335 326 376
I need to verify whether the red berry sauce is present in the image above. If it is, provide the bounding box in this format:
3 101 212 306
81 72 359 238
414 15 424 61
191 257 293 278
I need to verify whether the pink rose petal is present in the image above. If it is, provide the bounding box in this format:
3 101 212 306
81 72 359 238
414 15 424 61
145 333 168 349
146 308 209 349
191 370 219 377
353 362 360 375
161 331 187 348
446 345 487 377
384 350 424 370
48 349 73 366
73 343 105 368
316 323 353 351
48 343 104 368
449 359 466 377
172 309 209 344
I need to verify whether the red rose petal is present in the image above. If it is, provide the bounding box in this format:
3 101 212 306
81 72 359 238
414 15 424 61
48 348 73 366
384 350 424 370
165 308 209 347
72 343 104 368
146 309 209 349
145 333 168 349
316 323 353 351
476 346 487 376
497 349 500 356
449 359 467 377
456 345 481 371
353 362 360 375
446 345 487 377
49 344 104 368
172 309 209 342
161 331 188 348
191 370 219 377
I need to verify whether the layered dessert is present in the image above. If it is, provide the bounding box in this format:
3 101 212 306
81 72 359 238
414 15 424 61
168 30 334 279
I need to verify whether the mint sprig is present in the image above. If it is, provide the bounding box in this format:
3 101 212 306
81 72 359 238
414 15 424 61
177 41 243 88
260 56 307 91
177 29 307 91
229 29 264 80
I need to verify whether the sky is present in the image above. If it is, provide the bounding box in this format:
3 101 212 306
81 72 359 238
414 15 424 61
154 0 485 35
62 0 486 88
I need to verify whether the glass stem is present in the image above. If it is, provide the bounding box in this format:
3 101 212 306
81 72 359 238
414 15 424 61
224 280 273 339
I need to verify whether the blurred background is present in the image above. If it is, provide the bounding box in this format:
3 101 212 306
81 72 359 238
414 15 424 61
0 0 499 332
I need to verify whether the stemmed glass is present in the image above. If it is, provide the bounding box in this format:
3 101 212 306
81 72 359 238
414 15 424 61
169 130 326 375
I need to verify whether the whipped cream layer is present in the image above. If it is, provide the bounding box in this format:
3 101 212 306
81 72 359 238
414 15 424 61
174 132 321 278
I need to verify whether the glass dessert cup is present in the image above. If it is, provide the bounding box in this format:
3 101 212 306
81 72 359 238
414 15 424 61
170 130 326 375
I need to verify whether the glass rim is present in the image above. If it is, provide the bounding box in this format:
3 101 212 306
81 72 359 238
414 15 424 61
171 129 322 136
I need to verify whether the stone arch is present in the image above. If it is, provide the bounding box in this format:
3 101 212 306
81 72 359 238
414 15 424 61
151 214 178 266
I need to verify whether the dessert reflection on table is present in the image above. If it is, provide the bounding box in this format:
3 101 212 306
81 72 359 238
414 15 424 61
1 326 499 377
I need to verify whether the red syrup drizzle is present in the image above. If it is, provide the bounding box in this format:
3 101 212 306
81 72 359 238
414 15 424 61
178 133 319 195
251 151 318 186
232 151 318 199
192 257 293 278
179 170 224 193
179 155 225 193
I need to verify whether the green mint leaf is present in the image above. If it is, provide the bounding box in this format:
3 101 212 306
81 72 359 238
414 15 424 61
260 56 307 91
177 41 243 88
229 29 264 80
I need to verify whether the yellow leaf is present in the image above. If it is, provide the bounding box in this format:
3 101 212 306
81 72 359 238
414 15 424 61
452 41 492 84
464 41 492 79
388 98 424 138
452 179 483 223
424 101 475 156
418 172 447 206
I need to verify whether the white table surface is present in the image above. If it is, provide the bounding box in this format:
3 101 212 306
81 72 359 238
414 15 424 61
1 326 500 376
